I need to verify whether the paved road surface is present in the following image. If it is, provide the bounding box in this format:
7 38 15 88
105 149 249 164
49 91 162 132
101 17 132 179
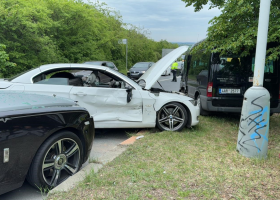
0 75 180 200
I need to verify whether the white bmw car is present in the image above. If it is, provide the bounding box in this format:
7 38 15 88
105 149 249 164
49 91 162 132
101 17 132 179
0 46 199 131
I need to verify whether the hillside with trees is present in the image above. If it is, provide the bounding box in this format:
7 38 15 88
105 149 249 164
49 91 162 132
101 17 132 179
0 0 178 78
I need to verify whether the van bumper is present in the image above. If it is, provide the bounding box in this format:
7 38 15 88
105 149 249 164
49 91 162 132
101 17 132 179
271 100 280 113
201 96 280 113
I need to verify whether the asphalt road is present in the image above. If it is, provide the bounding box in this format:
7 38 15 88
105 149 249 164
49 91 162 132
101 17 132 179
0 75 180 200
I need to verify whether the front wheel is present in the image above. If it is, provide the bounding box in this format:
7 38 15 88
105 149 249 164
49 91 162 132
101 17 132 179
156 102 188 131
26 131 83 190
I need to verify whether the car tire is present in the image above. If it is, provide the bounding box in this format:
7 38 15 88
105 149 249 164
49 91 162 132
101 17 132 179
26 131 83 190
197 95 209 116
156 102 188 131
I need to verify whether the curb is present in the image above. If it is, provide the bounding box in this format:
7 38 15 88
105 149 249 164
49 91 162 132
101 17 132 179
49 145 127 195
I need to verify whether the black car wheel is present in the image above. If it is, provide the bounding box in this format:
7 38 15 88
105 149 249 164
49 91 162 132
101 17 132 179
26 131 83 190
156 102 188 131
197 95 209 116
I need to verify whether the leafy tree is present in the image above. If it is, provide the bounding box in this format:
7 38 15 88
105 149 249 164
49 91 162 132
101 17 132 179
181 0 280 61
0 0 178 77
0 44 16 78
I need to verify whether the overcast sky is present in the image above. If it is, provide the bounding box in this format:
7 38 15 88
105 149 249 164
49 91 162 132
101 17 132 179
88 0 221 43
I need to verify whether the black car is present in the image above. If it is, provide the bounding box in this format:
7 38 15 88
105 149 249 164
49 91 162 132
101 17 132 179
180 41 280 115
127 62 155 80
0 92 94 195
84 61 119 71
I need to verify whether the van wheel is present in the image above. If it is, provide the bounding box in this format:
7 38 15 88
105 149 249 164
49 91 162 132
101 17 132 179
197 95 209 116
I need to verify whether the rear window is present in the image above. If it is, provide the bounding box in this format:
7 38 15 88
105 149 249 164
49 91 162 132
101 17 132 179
212 53 276 77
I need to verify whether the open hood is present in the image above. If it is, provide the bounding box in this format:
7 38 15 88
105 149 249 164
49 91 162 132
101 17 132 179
138 46 189 90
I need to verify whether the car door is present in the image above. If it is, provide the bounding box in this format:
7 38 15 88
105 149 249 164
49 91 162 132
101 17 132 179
69 72 143 123
20 83 72 99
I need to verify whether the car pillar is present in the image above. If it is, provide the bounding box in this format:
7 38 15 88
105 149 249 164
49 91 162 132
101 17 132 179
236 0 271 158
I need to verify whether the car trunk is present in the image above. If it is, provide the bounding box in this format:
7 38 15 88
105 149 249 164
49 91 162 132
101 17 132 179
210 53 279 108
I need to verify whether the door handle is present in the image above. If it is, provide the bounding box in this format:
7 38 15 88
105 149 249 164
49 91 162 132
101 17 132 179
74 92 87 96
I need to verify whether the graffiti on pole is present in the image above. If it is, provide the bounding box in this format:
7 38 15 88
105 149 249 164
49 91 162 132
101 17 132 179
237 94 269 156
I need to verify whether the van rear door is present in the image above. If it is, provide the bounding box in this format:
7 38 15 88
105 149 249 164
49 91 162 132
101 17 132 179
211 53 279 108
211 53 251 107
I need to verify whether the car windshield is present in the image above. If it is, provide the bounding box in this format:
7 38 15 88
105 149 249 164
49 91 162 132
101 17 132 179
131 63 149 70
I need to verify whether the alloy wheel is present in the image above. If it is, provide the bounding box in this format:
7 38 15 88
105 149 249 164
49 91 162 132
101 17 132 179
42 138 80 187
157 103 186 131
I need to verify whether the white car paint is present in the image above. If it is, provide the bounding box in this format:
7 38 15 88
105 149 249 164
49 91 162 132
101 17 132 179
1 46 199 130
162 65 171 76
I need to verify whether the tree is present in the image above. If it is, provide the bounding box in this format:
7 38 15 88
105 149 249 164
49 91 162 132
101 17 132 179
0 44 16 78
181 0 280 61
0 0 178 76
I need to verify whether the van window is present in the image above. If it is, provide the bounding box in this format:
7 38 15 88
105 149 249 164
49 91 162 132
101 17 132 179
212 53 253 77
189 51 210 81
212 53 277 77
252 57 275 75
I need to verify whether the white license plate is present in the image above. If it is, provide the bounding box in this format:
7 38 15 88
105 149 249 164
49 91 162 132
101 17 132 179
219 88 240 94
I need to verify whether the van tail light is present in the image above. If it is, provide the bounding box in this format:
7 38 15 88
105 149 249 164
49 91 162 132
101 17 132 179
207 82 213 97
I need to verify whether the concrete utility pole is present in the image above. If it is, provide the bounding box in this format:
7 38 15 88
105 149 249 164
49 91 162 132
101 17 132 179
119 39 128 71
236 0 271 158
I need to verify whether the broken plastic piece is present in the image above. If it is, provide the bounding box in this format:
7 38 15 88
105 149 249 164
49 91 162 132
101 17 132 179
136 135 144 140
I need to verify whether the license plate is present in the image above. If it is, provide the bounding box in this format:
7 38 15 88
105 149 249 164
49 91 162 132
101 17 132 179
219 88 240 94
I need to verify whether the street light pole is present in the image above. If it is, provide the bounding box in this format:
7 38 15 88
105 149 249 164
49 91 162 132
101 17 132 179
236 0 271 158
126 40 128 72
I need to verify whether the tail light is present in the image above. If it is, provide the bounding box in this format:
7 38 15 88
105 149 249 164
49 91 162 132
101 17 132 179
207 82 213 97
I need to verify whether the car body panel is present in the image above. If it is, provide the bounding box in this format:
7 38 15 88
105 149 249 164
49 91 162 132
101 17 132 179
70 87 143 122
0 92 94 195
140 46 189 90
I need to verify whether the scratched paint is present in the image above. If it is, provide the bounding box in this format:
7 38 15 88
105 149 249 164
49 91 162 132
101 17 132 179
237 87 270 158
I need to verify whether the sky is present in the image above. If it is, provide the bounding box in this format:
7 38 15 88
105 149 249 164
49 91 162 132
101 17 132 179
86 0 221 43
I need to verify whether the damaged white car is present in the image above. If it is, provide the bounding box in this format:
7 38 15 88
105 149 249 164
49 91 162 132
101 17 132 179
0 46 199 131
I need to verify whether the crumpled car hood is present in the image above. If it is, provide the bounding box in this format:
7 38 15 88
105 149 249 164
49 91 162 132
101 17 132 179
138 46 189 90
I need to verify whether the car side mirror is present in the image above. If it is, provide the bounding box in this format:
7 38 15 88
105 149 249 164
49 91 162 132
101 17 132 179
126 88 133 103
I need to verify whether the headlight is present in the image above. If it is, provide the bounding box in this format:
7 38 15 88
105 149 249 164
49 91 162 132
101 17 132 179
127 71 130 73
189 100 197 106
140 71 146 73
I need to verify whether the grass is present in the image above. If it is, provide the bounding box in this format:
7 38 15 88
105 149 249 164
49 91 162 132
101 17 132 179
48 114 280 199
